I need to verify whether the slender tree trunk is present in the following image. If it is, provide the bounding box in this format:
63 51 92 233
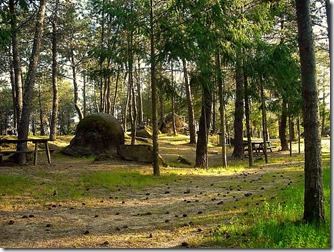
159 89 164 122
216 50 227 167
289 112 292 157
9 0 23 126
124 81 130 132
71 51 83 121
38 84 45 136
232 54 244 158
50 12 59 140
150 0 160 175
244 72 253 167
171 63 176 136
297 116 301 153
31 115 36 136
106 75 111 114
195 84 212 168
182 58 196 144
9 57 17 129
136 59 144 126
112 67 120 117
128 25 137 145
279 99 289 150
212 91 216 134
16 0 48 164
260 77 268 164
325 0 331 58
296 0 324 225
82 73 86 117
98 0 106 113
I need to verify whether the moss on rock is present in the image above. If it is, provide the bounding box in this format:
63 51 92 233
62 113 124 157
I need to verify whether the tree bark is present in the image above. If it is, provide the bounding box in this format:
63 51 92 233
182 58 196 144
216 50 227 167
50 10 59 141
232 54 244 158
38 84 45 136
279 99 289 151
112 67 120 117
71 50 83 121
136 59 144 126
9 0 23 127
195 82 212 168
16 0 48 164
244 72 253 167
128 27 137 145
150 0 160 176
296 0 324 225
325 0 331 58
260 78 268 164
171 63 177 136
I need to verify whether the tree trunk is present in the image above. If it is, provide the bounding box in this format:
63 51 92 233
325 0 331 58
159 89 164 122
9 0 23 126
195 82 212 168
16 0 48 164
182 58 196 144
136 59 144 126
38 84 45 136
123 80 130 132
212 91 216 134
171 63 177 136
232 54 244 158
71 51 83 121
82 72 87 117
50 12 59 141
9 53 17 129
260 78 268 164
150 0 160 176
128 25 137 145
296 0 324 224
216 50 227 167
244 72 253 167
279 99 289 150
112 67 120 117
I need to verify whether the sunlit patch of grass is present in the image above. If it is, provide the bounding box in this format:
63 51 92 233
81 170 178 191
0 168 182 206
194 165 331 248
0 175 37 196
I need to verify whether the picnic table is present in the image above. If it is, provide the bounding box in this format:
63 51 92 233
243 140 276 156
0 138 52 165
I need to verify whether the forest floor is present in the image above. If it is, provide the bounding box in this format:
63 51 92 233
0 135 330 248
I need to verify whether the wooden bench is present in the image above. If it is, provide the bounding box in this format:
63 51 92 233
0 138 52 165
243 140 276 156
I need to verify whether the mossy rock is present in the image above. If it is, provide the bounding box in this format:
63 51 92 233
62 113 124 157
158 113 188 134
135 126 153 138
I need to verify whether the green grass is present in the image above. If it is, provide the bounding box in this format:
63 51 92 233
0 169 178 203
81 170 177 191
198 165 331 248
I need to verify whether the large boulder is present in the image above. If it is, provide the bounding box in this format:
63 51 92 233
158 113 188 134
135 126 153 139
62 113 124 157
119 144 167 167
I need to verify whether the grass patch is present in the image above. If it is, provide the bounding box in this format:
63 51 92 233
0 169 179 204
0 175 37 196
81 169 177 191
195 165 331 248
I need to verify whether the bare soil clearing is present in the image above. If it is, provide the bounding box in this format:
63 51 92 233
0 137 329 248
